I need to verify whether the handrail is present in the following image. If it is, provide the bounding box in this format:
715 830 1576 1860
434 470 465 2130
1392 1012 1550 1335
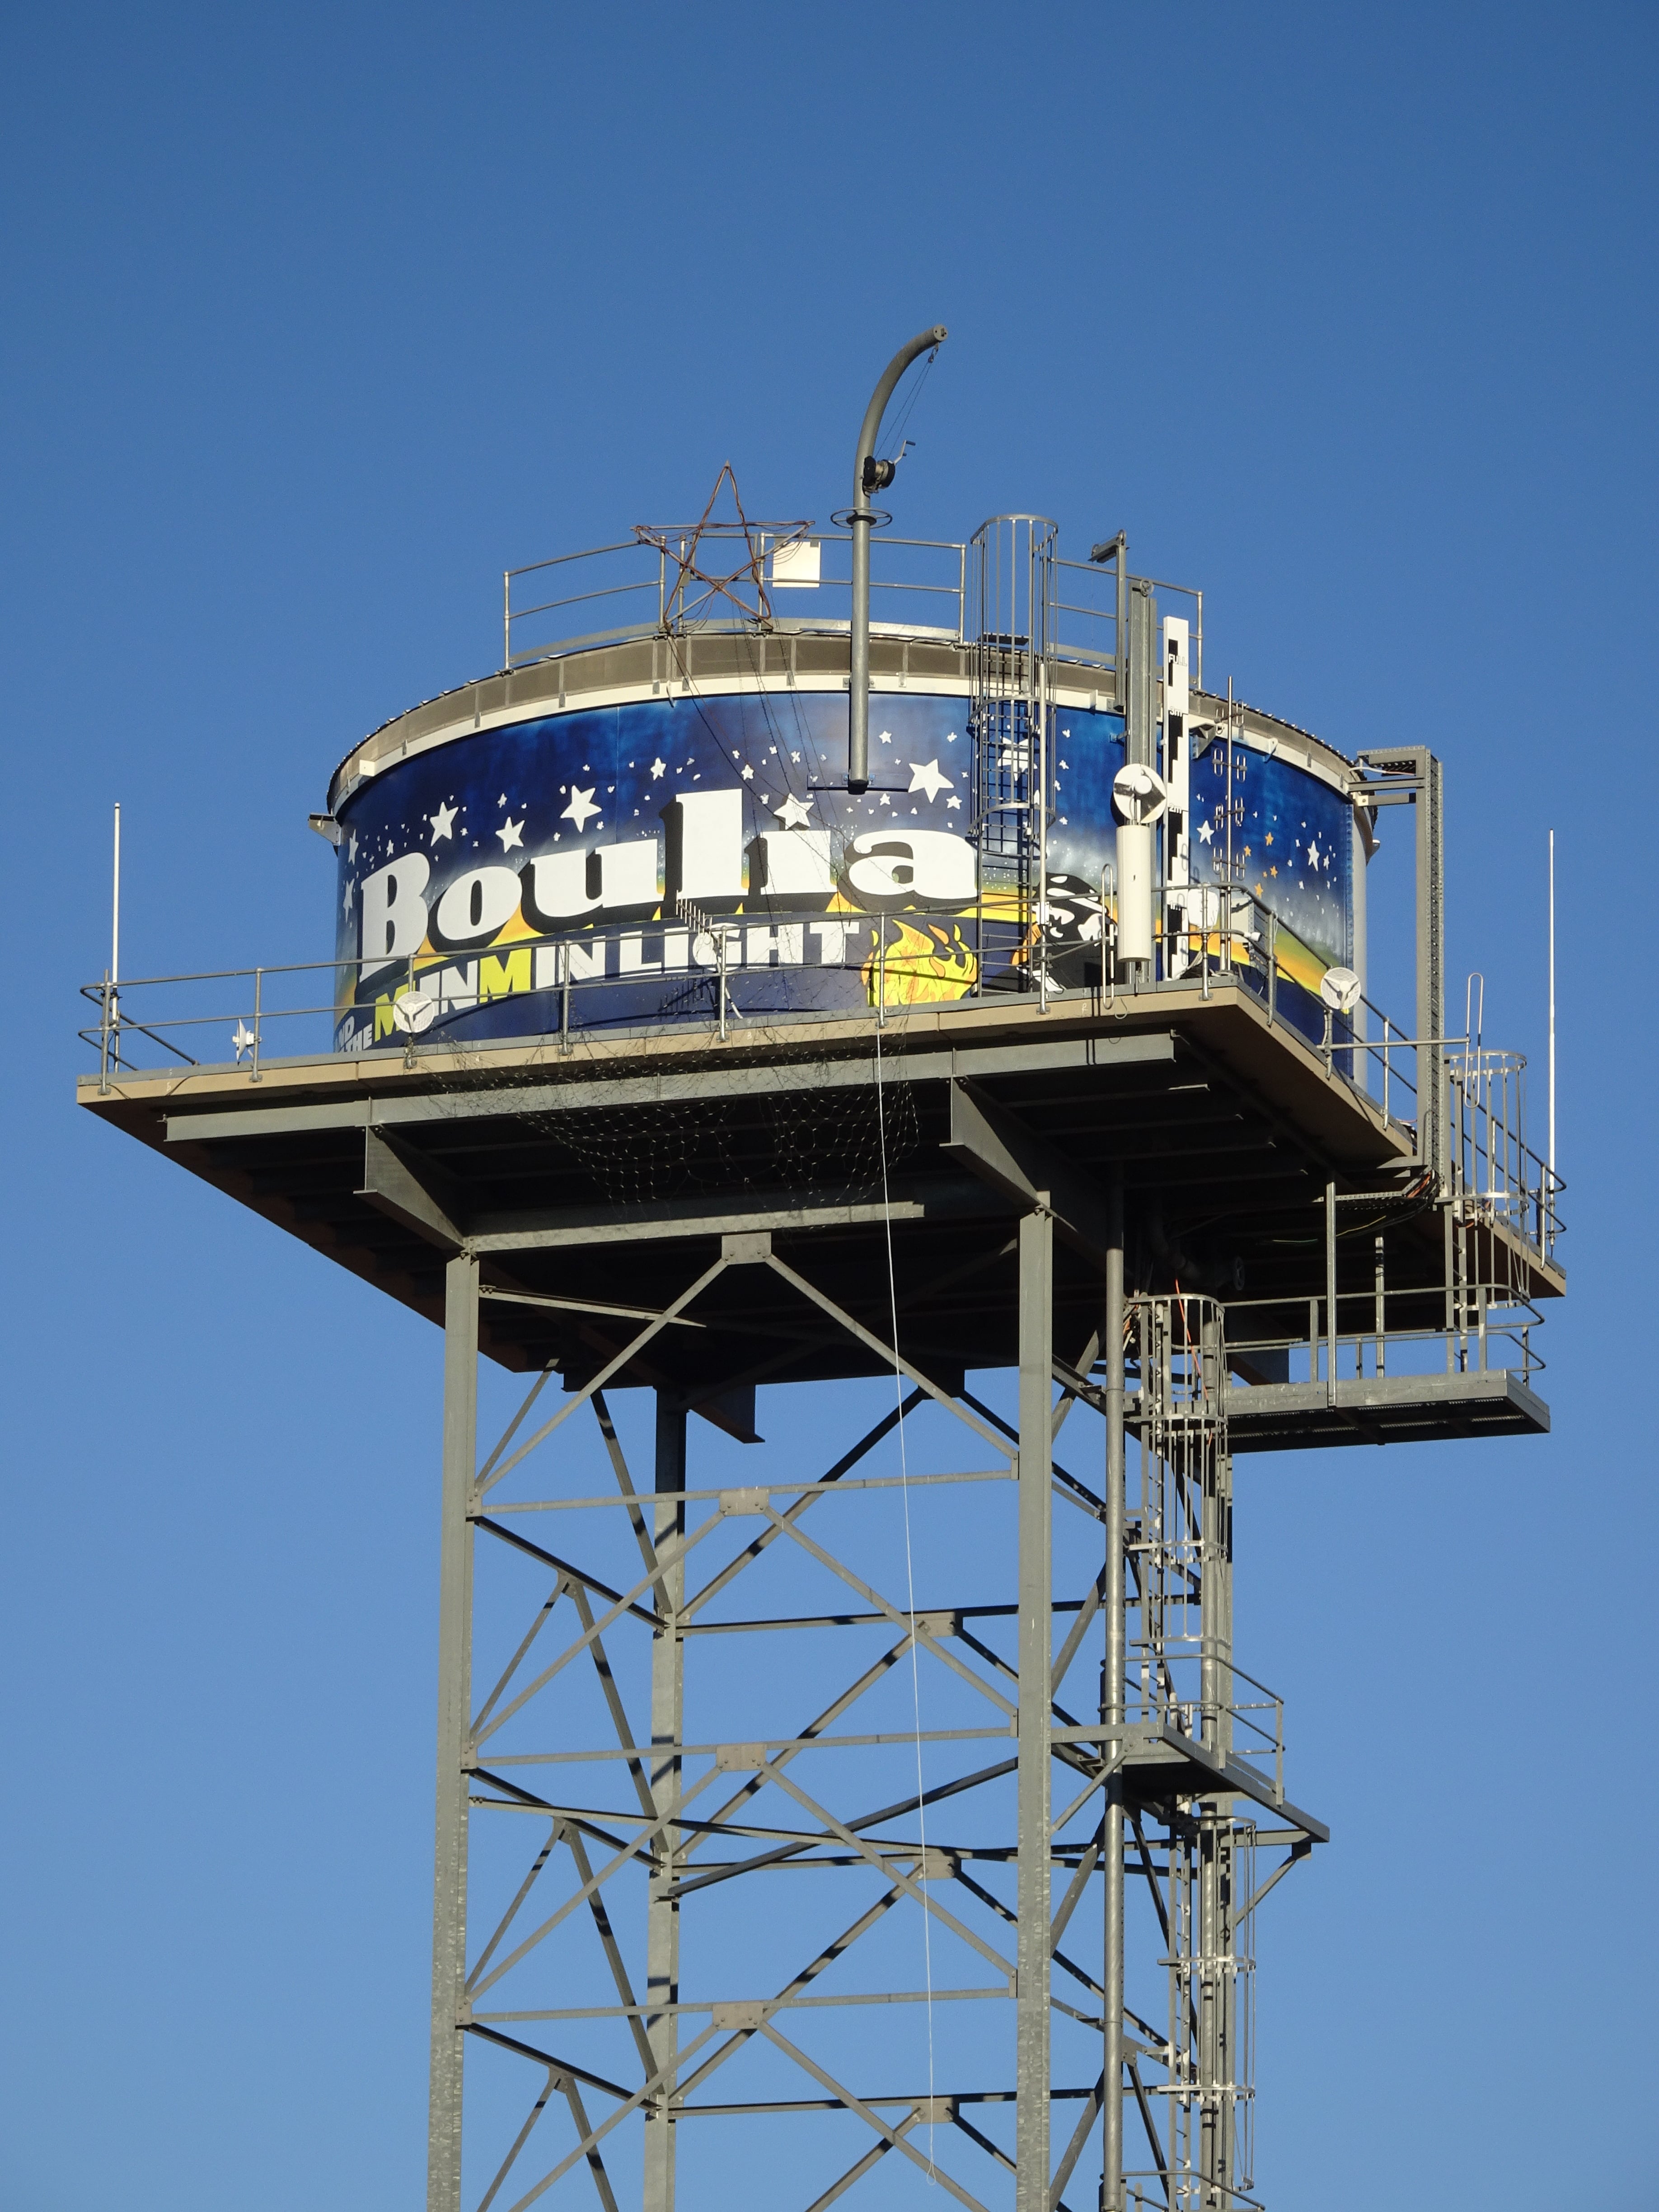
78 892 1562 1262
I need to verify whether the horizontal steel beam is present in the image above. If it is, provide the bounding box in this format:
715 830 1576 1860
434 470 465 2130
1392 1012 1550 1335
467 1178 1008 1255
163 1031 1178 1148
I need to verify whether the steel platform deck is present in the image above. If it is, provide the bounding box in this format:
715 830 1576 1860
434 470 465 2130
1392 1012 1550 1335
79 977 1561 1448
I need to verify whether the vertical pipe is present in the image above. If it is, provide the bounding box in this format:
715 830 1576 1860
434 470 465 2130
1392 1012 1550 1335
1102 1176 1125 2212
1016 1209 1054 2212
1224 683 1234 896
1547 829 1556 1184
644 1395 687 2212
1417 750 1446 1181
1115 544 1128 714
112 801 123 991
428 1253 478 2212
850 504 872 790
1198 1304 1233 2206
1336 1186 1345 1406
848 327 947 792
100 803 120 1094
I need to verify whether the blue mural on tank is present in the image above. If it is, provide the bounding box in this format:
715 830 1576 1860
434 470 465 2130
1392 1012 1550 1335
330 690 1352 1052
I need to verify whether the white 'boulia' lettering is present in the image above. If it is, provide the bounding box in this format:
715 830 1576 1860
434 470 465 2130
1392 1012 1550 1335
521 839 660 927
668 790 745 902
521 850 597 926
595 840 659 913
752 829 834 908
359 853 431 977
433 865 523 948
844 829 976 910
745 924 805 967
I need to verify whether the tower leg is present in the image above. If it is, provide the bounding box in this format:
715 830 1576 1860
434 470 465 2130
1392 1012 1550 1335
1016 1211 1053 2208
643 1394 686 2212
1103 1183 1125 2212
428 1253 478 2212
1198 1303 1234 2207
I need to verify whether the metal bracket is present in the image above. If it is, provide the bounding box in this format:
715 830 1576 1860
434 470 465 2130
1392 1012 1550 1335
357 1127 468 1251
943 1079 1116 1268
722 1231 773 1264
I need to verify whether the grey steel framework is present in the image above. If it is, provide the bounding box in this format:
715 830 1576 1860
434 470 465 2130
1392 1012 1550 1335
83 969 1561 2211
79 530 1563 2212
419 1204 1325 2212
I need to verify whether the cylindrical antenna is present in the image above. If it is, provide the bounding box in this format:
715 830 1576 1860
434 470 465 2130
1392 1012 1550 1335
1547 828 1556 1177
848 325 946 792
112 802 122 986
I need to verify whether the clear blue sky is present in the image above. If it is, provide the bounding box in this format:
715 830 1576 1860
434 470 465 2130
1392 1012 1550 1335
2 5 1654 2208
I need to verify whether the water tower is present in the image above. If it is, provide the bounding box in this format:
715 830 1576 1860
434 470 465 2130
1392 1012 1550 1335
81 336 1562 2212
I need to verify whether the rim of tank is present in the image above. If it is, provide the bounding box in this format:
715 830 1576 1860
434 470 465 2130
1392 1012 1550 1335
326 616 1359 819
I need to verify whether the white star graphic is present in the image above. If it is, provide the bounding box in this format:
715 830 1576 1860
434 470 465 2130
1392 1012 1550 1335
562 787 601 832
650 756 667 779
342 877 354 913
774 794 813 830
879 729 894 745
907 758 955 803
946 795 961 810
428 801 457 843
1307 839 1322 871
878 792 891 807
790 750 801 763
347 832 357 862
741 764 755 781
1197 819 1214 845
946 731 958 743
496 815 525 852
497 792 507 806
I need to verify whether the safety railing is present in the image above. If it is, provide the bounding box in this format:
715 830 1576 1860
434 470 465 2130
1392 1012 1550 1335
1118 1649 1286 1805
82 909 1093 1083
1227 1277 1548 1388
73 888 1449 1119
79 890 1560 1259
1047 557 1203 691
503 527 969 667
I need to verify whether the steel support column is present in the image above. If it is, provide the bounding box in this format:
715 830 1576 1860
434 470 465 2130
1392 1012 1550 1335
1016 1209 1053 2207
1198 1302 1235 2207
428 1251 478 2212
643 1393 687 2212
1102 1180 1126 2212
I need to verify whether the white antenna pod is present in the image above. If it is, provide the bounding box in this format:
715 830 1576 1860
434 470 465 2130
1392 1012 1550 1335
1113 763 1167 966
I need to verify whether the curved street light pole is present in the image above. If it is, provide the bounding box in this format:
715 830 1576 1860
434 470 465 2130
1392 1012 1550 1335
848 324 947 792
